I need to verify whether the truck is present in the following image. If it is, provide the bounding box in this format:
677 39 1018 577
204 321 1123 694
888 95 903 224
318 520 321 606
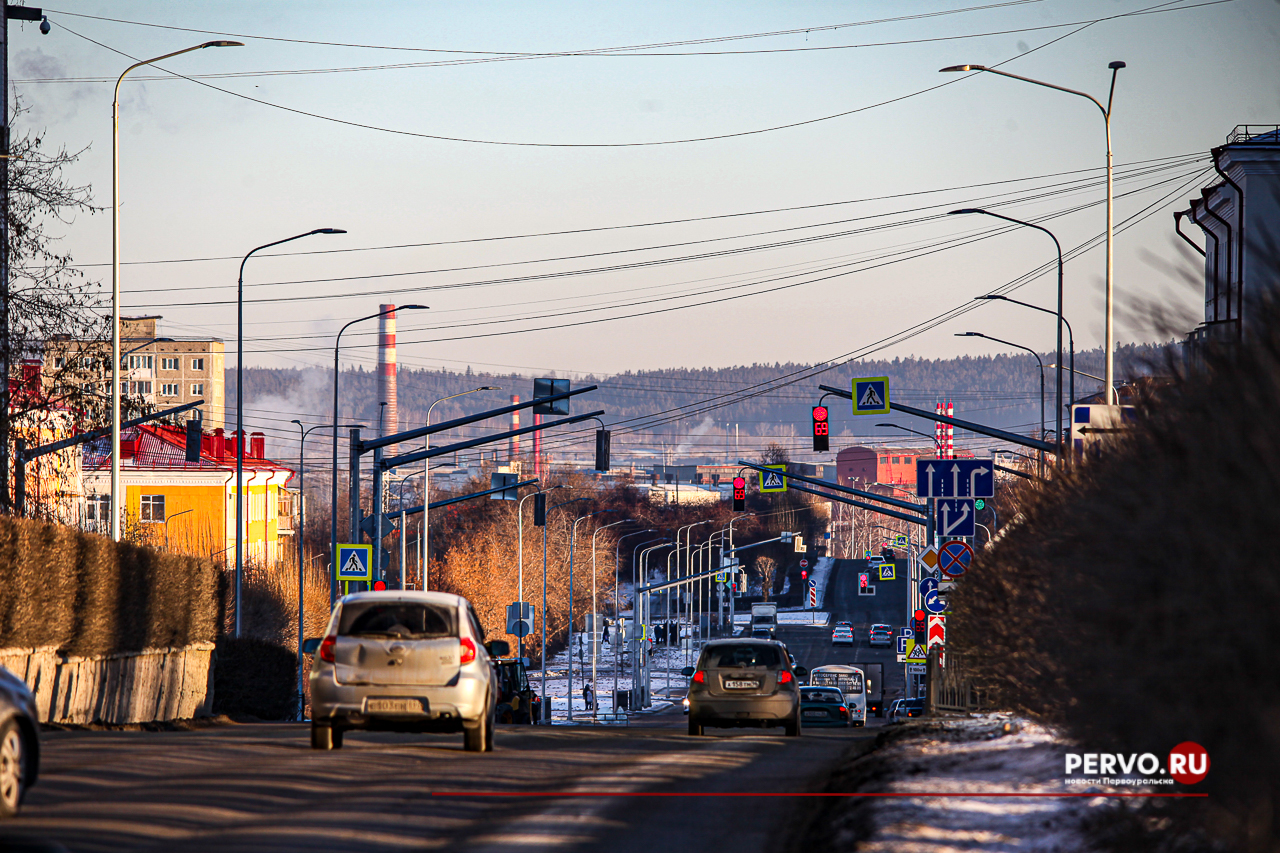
750 602 778 638
855 661 885 717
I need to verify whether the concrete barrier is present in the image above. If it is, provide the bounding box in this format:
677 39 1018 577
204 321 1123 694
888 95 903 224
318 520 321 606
0 643 216 725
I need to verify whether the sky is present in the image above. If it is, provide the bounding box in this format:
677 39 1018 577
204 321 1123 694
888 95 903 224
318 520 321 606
12 0 1280 382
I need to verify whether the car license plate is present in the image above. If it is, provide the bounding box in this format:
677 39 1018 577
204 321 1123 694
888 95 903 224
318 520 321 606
803 710 827 718
724 680 759 689
366 698 424 714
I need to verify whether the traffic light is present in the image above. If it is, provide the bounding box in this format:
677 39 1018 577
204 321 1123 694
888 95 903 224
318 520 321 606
801 570 808 582
732 477 746 512
859 573 869 590
811 405 830 452
184 418 202 463
913 608 926 635
533 492 546 526
595 429 611 471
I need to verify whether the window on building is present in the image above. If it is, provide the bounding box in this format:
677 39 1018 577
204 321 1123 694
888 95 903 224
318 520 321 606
81 356 95 369
54 357 65 369
879 456 889 464
140 494 165 522
161 357 179 371
129 355 153 370
129 381 153 395
85 495 110 522
191 383 204 396
191 358 205 371
161 383 179 397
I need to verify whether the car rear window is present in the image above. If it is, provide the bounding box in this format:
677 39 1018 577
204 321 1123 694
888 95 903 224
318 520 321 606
338 601 456 639
704 644 783 668
801 689 842 703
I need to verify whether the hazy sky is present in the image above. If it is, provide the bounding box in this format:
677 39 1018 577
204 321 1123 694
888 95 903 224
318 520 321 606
15 0 1280 381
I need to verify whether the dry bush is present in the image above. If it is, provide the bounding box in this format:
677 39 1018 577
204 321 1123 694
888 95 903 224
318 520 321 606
950 298 1280 852
0 515 219 656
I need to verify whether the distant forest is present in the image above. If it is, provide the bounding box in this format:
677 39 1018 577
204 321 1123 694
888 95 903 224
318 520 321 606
233 342 1173 464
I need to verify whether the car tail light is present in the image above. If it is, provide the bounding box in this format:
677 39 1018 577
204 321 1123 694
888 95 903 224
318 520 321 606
319 635 336 663
777 670 793 684
459 637 477 665
692 670 706 684
839 706 848 718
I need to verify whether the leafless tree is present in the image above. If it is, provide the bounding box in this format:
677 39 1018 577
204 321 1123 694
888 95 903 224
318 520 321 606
755 555 777 601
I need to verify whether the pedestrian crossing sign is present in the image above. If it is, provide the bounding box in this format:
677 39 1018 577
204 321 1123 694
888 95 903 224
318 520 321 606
852 377 890 415
336 544 372 581
905 640 927 662
879 563 895 580
759 465 787 493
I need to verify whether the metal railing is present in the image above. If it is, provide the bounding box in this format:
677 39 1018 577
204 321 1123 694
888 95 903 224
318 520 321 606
1225 125 1280 144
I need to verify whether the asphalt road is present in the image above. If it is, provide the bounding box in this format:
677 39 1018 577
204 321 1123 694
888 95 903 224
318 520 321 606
0 559 902 853
1 714 875 853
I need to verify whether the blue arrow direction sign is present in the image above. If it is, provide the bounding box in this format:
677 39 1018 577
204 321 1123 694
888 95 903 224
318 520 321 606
936 499 976 538
919 576 939 597
924 589 946 613
915 459 995 498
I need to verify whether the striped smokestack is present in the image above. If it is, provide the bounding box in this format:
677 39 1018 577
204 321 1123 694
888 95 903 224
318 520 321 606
378 305 397 439
509 396 520 460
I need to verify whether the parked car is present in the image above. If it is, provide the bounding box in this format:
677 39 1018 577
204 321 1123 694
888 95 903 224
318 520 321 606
868 623 893 648
798 686 850 727
682 639 807 736
900 698 926 719
306 591 508 752
0 665 39 818
886 698 904 722
831 626 854 647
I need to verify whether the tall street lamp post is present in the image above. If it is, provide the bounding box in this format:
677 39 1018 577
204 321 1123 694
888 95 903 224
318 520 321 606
542 496 589 721
567 508 616 721
329 304 426 607
951 207 1066 455
941 60 1124 405
235 229 346 637
516 485 562 661
291 419 363 720
612 529 656 710
421 386 500 589
957 331 1046 477
111 40 242 542
976 293 1074 439
589 518 632 719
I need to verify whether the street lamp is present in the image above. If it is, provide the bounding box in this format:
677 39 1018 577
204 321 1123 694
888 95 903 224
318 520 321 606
975 292 1074 438
422 386 500 589
329 304 427 607
542 496 589 720
612 529 658 709
941 60 1125 405
951 207 1066 455
956 331 1046 477
516 484 563 660
875 422 942 455
111 40 242 542
590 517 632 718
566 508 616 721
235 229 346 638
291 418 364 720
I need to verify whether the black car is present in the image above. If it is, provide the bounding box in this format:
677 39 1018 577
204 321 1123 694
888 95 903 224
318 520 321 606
0 665 39 818
798 686 850 727
900 697 926 719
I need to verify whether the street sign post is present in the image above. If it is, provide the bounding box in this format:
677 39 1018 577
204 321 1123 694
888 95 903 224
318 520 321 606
896 635 909 655
878 563 895 580
506 602 535 638
759 465 787 493
907 664 927 675
904 641 927 663
924 589 946 614
938 541 974 577
336 544 372 583
915 459 994 499
936 499 976 538
918 576 939 596
927 615 946 648
917 545 940 574
852 377 890 415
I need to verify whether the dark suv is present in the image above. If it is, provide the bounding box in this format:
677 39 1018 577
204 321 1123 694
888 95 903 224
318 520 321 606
682 639 807 736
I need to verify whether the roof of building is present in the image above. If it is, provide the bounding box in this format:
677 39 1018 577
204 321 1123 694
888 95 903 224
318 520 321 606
83 423 291 473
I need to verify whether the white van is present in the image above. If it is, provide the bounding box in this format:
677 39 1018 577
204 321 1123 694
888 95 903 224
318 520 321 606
808 665 866 726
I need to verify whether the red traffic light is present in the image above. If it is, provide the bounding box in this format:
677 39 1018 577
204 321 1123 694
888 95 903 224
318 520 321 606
732 477 745 489
914 609 925 621
859 573 868 589
801 570 808 580
812 406 828 423
373 580 387 591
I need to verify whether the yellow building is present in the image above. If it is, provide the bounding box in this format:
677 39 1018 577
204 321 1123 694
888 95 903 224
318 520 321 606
81 423 294 564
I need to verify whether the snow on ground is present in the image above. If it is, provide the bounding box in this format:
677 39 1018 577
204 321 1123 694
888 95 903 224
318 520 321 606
524 641 695 717
733 610 830 626
834 716 1122 852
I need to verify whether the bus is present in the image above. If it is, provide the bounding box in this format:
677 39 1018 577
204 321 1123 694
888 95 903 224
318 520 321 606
808 665 866 726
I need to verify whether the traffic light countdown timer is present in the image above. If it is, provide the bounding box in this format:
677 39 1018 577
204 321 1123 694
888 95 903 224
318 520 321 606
812 406 830 452
733 477 746 512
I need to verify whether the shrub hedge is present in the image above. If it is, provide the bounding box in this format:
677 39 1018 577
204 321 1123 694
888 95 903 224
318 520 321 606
950 306 1280 851
0 515 220 656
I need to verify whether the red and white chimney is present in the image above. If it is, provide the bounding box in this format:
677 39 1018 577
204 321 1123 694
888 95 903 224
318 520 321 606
378 305 397 439
509 395 520 461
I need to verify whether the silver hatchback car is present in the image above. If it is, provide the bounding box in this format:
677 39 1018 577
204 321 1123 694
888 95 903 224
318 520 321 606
682 638 807 736
306 591 508 752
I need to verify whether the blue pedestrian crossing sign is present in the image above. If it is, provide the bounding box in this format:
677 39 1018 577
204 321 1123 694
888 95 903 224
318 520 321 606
336 544 373 582
878 563 895 580
759 465 787 493
852 377 890 415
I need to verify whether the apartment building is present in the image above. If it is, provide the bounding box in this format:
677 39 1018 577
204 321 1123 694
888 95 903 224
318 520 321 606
45 316 225 429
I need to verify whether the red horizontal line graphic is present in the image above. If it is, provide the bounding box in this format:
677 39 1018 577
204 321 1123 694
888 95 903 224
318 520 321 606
430 791 1207 798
